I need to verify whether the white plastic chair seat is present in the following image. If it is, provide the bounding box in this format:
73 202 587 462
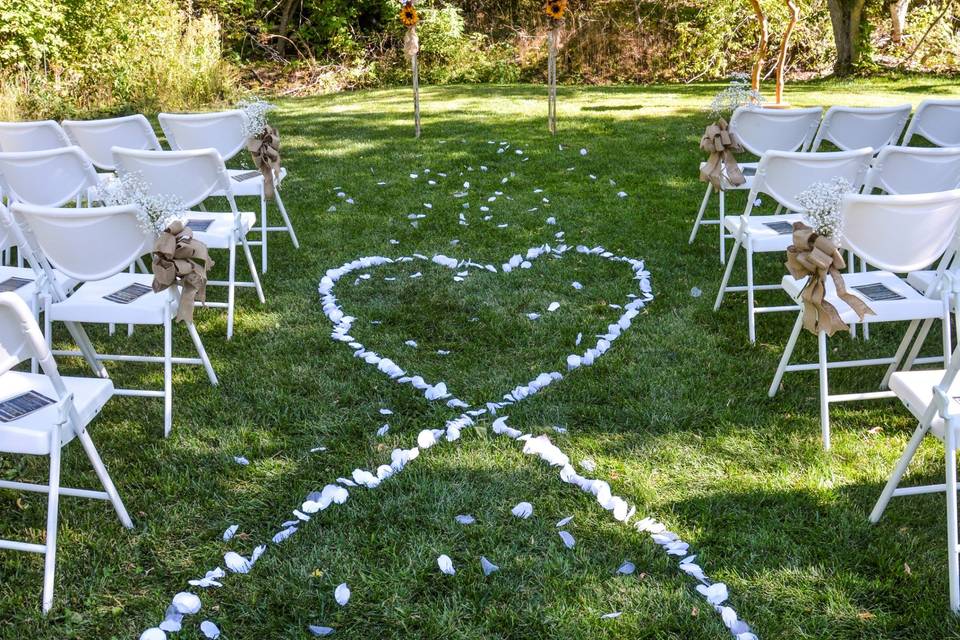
223 168 286 197
0 266 76 303
697 161 756 190
186 211 256 249
906 270 937 293
781 270 942 323
723 213 803 252
0 371 113 455
48 273 177 325
889 369 960 440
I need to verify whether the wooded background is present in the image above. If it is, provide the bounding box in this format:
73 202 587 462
0 0 957 118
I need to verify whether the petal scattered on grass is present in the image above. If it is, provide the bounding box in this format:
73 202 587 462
335 583 351 606
437 554 456 575
511 501 533 519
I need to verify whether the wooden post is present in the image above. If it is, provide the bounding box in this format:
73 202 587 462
548 28 558 135
775 0 799 105
412 53 421 138
748 0 768 93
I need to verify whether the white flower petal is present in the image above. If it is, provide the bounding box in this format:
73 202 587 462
140 629 167 640
172 592 202 615
437 554 456 575
511 501 533 519
558 531 576 548
555 515 574 527
222 525 238 541
455 514 475 525
200 620 221 639
308 625 335 636
480 556 500 576
335 583 351 606
617 561 636 575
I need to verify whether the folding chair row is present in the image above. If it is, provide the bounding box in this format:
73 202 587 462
0 111 299 273
0 144 265 339
690 99 960 262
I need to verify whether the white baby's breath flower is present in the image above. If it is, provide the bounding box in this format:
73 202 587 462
708 74 764 117
100 171 186 234
237 97 276 139
796 177 854 239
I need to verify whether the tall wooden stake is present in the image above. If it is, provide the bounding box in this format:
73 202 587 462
548 28 558 135
412 53 421 138
775 0 799 105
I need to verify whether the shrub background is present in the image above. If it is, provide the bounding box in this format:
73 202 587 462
0 0 957 119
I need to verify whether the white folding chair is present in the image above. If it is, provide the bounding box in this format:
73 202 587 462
690 106 823 263
0 146 100 208
868 274 960 611
713 148 874 343
902 99 960 148
12 202 218 437
768 189 960 449
859 146 960 345
112 147 265 339
159 110 299 273
62 115 162 172
810 105 912 152
0 121 71 153
0 292 132 614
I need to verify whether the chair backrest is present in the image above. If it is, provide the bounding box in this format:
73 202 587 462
0 146 100 207
11 202 153 282
902 99 960 147
843 189 960 273
810 104 912 152
863 146 960 195
0 203 15 253
62 115 162 171
0 292 65 384
112 147 232 209
750 148 874 212
0 120 71 152
729 106 823 157
158 110 247 161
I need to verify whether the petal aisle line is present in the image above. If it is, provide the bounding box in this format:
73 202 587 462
140 239 752 639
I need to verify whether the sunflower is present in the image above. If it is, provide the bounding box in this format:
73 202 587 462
400 1 419 27
543 0 567 20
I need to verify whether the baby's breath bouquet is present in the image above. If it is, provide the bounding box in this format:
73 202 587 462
99 172 186 234
708 73 764 118
237 97 276 140
795 177 854 239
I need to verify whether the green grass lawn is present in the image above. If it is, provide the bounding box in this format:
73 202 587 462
4 77 960 639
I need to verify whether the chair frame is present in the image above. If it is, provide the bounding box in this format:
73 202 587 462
0 292 133 613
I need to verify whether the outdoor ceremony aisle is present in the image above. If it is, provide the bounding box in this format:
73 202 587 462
7 79 960 640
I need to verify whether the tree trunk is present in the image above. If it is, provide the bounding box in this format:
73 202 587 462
890 0 910 43
276 0 298 58
827 0 868 76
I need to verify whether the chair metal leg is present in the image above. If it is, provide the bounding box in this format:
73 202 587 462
870 422 929 523
718 189 726 264
746 236 756 344
75 429 132 529
260 184 268 274
240 235 266 304
689 183 713 245
946 420 960 612
163 313 172 438
714 235 743 311
41 428 61 614
274 189 299 249
227 238 237 340
818 330 831 450
187 322 218 387
769 312 805 397
881 319 922 389
903 318 935 373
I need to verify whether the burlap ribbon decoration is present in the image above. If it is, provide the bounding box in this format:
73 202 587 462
247 125 281 199
152 221 214 324
404 27 419 59
699 118 746 191
785 222 874 336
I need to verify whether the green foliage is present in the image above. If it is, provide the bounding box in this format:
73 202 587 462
0 0 236 120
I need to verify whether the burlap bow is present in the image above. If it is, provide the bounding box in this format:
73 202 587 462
403 27 419 59
247 125 281 199
152 221 214 324
699 119 746 191
785 222 874 336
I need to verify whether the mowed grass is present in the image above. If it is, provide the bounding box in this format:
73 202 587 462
3 77 960 639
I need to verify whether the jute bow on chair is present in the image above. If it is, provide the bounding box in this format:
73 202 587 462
152 221 214 324
785 222 873 336
247 125 281 199
699 119 746 191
